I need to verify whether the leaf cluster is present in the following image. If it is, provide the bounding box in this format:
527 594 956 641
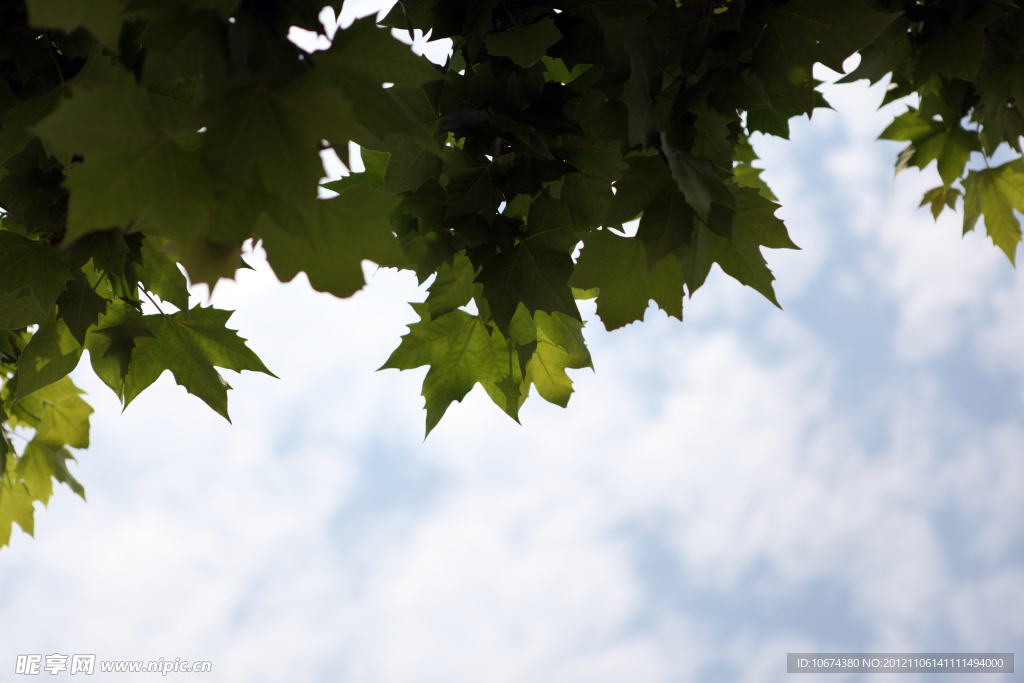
1 0 1023 547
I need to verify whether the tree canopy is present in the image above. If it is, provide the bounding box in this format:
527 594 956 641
1 0 1023 549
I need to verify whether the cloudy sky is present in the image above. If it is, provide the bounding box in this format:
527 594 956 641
2 3 1023 682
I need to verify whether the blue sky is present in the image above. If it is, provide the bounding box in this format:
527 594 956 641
1 3 1022 681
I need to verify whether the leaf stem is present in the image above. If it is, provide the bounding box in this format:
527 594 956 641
140 287 167 317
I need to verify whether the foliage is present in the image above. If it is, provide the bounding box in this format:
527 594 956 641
1 0 1022 548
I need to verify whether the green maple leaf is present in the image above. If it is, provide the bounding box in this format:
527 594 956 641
980 104 1024 157
512 306 591 408
0 137 67 235
380 306 513 435
476 231 581 334
321 16 442 86
913 5 1006 85
733 136 778 201
123 305 272 420
485 17 563 68
371 80 446 194
524 194 587 255
443 148 505 219
753 0 899 113
201 70 362 228
606 155 672 224
569 230 682 330
879 110 980 187
16 439 85 506
0 231 71 321
731 186 799 252
138 235 190 310
172 306 275 376
746 93 805 140
477 325 525 421
55 271 109 346
618 28 661 149
0 470 37 545
558 135 628 182
84 300 154 398
678 187 794 303
0 288 48 330
175 236 243 289
15 319 82 402
137 5 237 84
636 183 697 269
261 182 405 298
560 172 613 224
662 136 735 222
0 44 120 168
962 158 1024 264
30 376 93 450
691 104 736 169
26 0 125 48
426 252 480 319
34 71 217 242
319 17 439 143
919 185 961 220
65 230 131 278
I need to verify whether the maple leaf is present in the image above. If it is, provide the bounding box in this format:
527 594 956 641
16 439 84 505
380 305 514 435
15 319 81 402
426 253 480 319
880 109 980 187
569 230 682 330
84 300 154 398
962 159 1024 264
123 305 273 421
485 17 563 68
920 185 962 221
508 304 591 407
201 70 361 229
260 182 405 298
0 470 37 546
913 5 1007 85
35 71 217 242
318 17 441 144
753 0 900 113
0 231 71 319
0 44 120 167
55 271 109 346
30 376 93 450
678 187 796 304
476 233 581 335
138 235 190 310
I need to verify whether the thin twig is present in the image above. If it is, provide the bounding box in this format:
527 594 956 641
140 287 167 316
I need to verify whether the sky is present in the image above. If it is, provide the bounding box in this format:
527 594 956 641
2 3 1023 682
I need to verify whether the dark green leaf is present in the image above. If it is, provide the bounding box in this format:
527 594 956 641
138 235 190 310
485 17 563 68
55 272 108 346
260 183 405 298
753 0 899 113
0 231 72 316
15 319 82 402
426 252 479 319
477 239 580 334
569 230 682 330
